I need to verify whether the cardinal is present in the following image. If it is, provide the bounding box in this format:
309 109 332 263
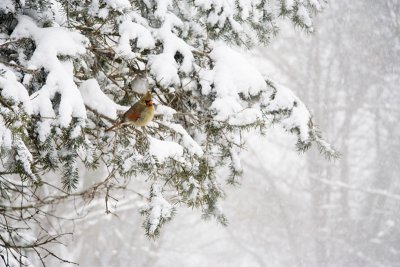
105 91 155 132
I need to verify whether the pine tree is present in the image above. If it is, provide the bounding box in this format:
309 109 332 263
0 0 336 264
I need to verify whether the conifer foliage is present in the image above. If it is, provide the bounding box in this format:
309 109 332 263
0 0 335 265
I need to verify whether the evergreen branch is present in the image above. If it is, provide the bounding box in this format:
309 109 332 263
0 60 38 74
85 105 117 123
0 96 14 110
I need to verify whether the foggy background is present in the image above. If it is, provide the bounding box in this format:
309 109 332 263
45 1 400 266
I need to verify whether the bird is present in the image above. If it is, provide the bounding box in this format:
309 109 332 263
105 91 155 132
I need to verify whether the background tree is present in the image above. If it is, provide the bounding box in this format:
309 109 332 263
255 0 400 266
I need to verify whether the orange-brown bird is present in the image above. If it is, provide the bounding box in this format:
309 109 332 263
105 91 154 132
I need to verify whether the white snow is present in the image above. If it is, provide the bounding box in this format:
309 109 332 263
118 20 155 59
149 137 184 163
210 44 266 98
236 0 250 20
194 0 230 27
228 108 262 126
156 14 194 74
147 12 194 82
0 116 12 150
148 53 180 87
104 0 131 11
284 0 295 11
153 0 172 19
79 79 127 120
210 96 243 122
265 82 312 142
124 11 150 27
229 147 242 173
308 0 322 11
200 44 267 124
0 63 32 114
98 8 109 19
155 105 177 121
130 74 149 94
88 0 100 16
11 15 88 133
158 121 204 157
297 5 312 28
143 182 174 235
12 16 88 70
0 0 15 13
14 136 37 181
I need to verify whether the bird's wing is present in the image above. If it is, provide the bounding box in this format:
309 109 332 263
124 102 143 122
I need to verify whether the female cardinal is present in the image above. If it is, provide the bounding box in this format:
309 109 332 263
105 91 154 132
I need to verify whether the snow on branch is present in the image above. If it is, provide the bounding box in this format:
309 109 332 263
79 79 127 120
263 79 339 158
117 20 155 59
10 15 88 139
140 182 175 237
0 64 32 114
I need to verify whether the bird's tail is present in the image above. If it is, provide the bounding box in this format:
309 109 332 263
105 121 121 132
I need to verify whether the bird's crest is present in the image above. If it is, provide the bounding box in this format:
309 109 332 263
141 91 152 101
